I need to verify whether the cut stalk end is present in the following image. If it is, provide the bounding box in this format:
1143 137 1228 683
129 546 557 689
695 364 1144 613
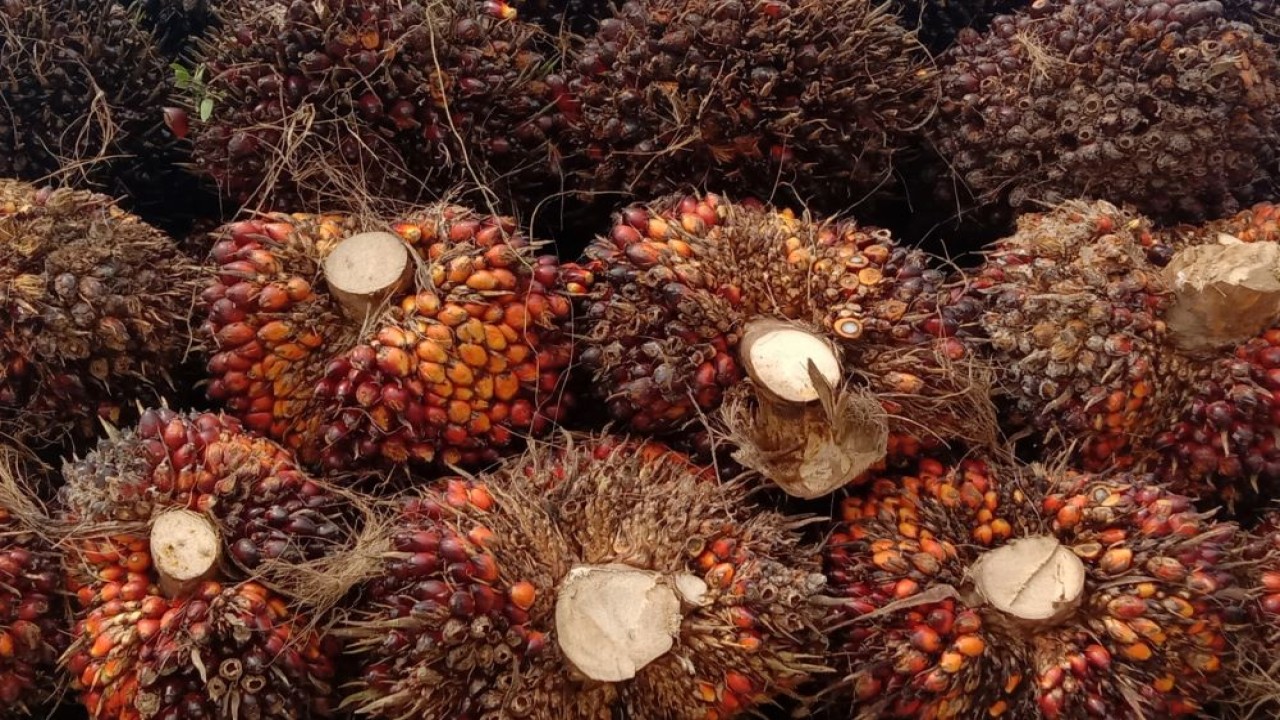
739 318 842 405
1164 240 1280 353
554 564 685 682
971 535 1084 625
151 509 221 598
323 231 413 323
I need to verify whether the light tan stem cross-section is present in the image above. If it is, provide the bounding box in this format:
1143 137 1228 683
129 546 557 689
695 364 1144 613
1164 240 1280 353
739 318 842 405
323 231 413 323
970 535 1085 625
151 509 221 597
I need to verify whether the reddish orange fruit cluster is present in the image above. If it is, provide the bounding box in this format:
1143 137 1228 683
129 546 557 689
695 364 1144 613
0 497 64 717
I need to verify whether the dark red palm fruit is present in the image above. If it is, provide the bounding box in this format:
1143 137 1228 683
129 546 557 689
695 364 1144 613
59 408 350 720
341 435 827 719
566 0 936 214
577 192 990 497
929 0 1280 226
186 0 572 218
0 447 68 718
825 457 1239 719
958 200 1173 473
315 209 589 471
0 180 200 452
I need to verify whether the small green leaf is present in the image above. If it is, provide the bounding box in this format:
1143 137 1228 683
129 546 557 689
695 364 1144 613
193 65 206 85
171 63 192 87
199 97 214 122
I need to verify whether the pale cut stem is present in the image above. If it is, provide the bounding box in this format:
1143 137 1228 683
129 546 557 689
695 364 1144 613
151 509 221 598
970 535 1085 625
555 564 690 682
738 318 842 405
1164 240 1280 354
322 231 413 323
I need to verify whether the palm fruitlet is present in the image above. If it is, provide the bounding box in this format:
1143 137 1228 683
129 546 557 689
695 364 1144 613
59 408 351 720
826 457 1240 718
341 435 828 719
200 203 588 470
568 0 937 212
579 193 990 498
0 447 68 718
930 0 1280 224
0 1 215 234
186 0 573 216
0 180 198 450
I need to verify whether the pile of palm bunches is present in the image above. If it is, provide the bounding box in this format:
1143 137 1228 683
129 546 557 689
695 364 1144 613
958 198 1280 508
825 457 1244 719
566 0 937 213
58 408 351 720
928 0 1280 225
185 0 575 216
200 203 589 471
0 1 216 235
340 435 827 720
0 180 199 451
0 447 68 718
577 192 988 498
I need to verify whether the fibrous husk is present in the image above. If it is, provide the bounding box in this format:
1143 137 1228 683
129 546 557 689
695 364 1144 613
200 202 590 472
930 0 1280 225
825 456 1242 718
0 445 69 718
0 180 200 451
579 192 992 495
186 0 573 218
340 433 829 719
0 1 219 235
567 0 938 213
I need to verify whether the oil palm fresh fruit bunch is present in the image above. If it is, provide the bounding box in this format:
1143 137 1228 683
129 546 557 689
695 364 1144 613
0 180 199 451
509 0 614 34
199 203 589 471
929 0 1280 225
577 192 992 498
887 0 1029 52
340 434 828 720
960 199 1280 509
58 407 355 720
0 446 69 718
825 456 1243 719
123 0 222 59
0 0 218 235
1229 511 1280 717
183 0 575 218
566 0 938 214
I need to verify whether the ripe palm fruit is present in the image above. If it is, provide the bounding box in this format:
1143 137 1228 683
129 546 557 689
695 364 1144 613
0 447 68 717
930 0 1280 225
567 0 937 213
0 180 198 450
186 0 573 216
200 204 588 470
579 193 989 497
341 435 827 719
825 457 1239 718
888 0 1029 51
0 1 215 235
59 407 349 720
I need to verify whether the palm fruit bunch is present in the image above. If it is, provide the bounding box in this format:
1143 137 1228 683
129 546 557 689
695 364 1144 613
1229 511 1280 715
0 447 68 718
59 407 351 720
825 457 1243 718
0 180 198 450
887 0 1028 51
341 435 827 719
929 0 1280 225
185 0 574 216
566 0 937 213
0 0 215 235
200 203 588 470
578 192 989 498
